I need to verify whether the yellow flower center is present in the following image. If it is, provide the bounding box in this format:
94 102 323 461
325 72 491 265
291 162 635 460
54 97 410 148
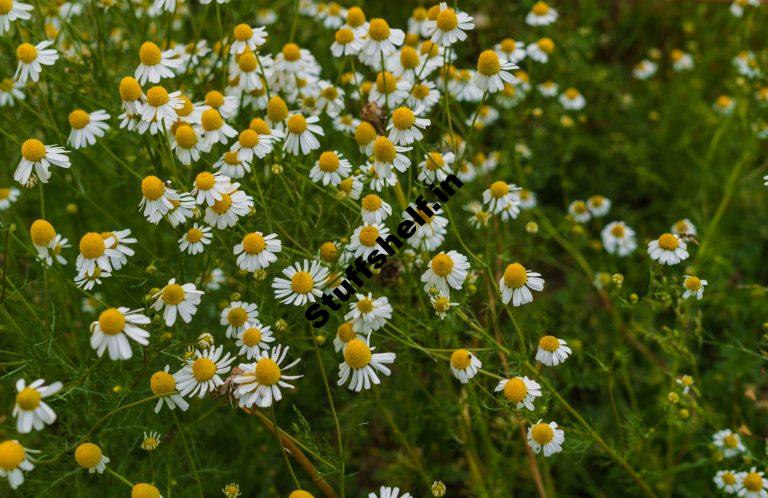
237 129 258 148
355 122 377 145
69 109 90 129
0 0 13 15
500 38 517 53
565 87 580 100
421 40 439 57
0 441 25 471
282 43 301 62
744 473 763 492
503 378 528 403
201 108 223 131
426 152 445 170
75 443 103 469
503 263 528 288
242 327 262 346
724 434 740 448
233 23 253 41
238 51 258 72
98 308 126 335
161 283 185 305
176 95 194 117
391 107 415 130
375 71 397 94
571 201 587 214
412 6 427 21
175 125 197 148
192 357 216 381
436 8 459 31
400 46 420 69
139 42 162 66
211 194 232 214
539 335 560 352
684 276 701 291
658 233 679 251
15 387 41 410
132 483 161 498
202 92 223 110
368 18 391 41
16 43 37 63
344 338 372 368
318 151 340 172
248 119 269 136
373 136 396 163
361 194 382 212
150 370 176 395
193 173 214 191
30 219 55 246
145 86 169 107
346 6 366 26
80 232 106 259
335 28 355 45
490 181 509 198
291 271 314 294
427 5 440 20
339 178 354 193
412 84 430 100
356 297 374 313
22 138 46 162
337 322 356 342
450 349 472 369
477 50 501 76
430 253 454 276
716 95 732 108
722 471 737 485
141 175 165 200
267 96 289 122
359 226 380 247
185 228 204 243
319 241 338 262
537 38 555 53
531 423 554 444
241 232 266 254
610 224 625 237
532 1 549 15
286 114 308 134
255 357 281 385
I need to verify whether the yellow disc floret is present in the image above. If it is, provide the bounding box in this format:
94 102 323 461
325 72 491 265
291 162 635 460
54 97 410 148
436 8 458 32
80 232 106 259
477 50 501 76
344 338 372 368
161 283 185 305
242 232 266 254
150 370 176 395
141 175 165 200
75 443 103 469
255 358 281 385
22 138 46 162
291 271 314 294
373 136 396 163
192 357 216 381
145 86 169 107
538 335 560 352
503 377 528 403
657 233 679 251
503 263 528 288
431 253 454 276
68 109 90 129
16 43 37 63
392 107 415 130
0 440 25 471
30 219 56 246
489 181 509 198
15 387 41 410
450 349 472 369
227 307 248 327
98 308 125 335
139 42 162 66
175 125 197 148
318 151 340 172
359 225 380 247
201 108 223 131
233 23 253 41
368 18 391 41
531 423 554 444
132 483 161 498
242 327 262 346
286 114 308 134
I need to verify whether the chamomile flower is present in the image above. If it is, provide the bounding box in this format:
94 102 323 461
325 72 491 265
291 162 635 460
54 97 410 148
647 233 689 265
537 80 559 97
360 194 392 224
535 335 571 366
339 175 364 200
601 222 637 256
309 150 352 186
0 78 25 107
234 231 282 272
361 18 404 58
345 293 392 333
12 379 62 433
483 181 520 214
495 376 542 410
334 322 357 352
527 421 565 456
283 113 324 155
215 150 250 179
449 349 481 384
152 278 204 326
131 484 162 498
67 109 110 150
150 366 189 412
369 71 410 107
333 113 360 134
0 186 20 210
175 345 234 398
465 201 490 229
100 228 135 271
585 195 610 217
74 443 109 474
431 294 457 319
408 81 441 111
0 0 32 34
568 200 591 223
713 429 746 458
177 224 210 256
496 38 527 64
338 336 396 391
500 262 544 306
141 431 162 451
714 95 736 115
0 440 36 489
90 307 150 360
348 223 390 259
418 151 455 183
138 175 179 223
526 1 558 25
141 86 183 128
671 218 697 236
682 275 708 300
203 184 254 229
235 322 275 359
736 469 767 498
76 232 116 278
171 124 208 165
425 3 474 47
135 41 181 84
676 374 695 394
372 135 412 173
518 189 537 209
233 345 303 408
473 50 516 93
15 41 58 83
199 108 237 146
633 59 658 80
332 27 362 57
230 23 267 55
14 138 70 185
408 7 430 36
527 38 555 64
75 268 110 290
671 49 694 71
230 129 274 163
387 106 430 145
368 487 412 498
559 87 586 110
403 207 448 252
421 250 469 296
221 301 259 339
272 259 329 306
714 470 740 494
192 171 231 206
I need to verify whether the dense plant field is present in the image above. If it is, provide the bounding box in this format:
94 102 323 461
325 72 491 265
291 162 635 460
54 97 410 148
1 0 767 496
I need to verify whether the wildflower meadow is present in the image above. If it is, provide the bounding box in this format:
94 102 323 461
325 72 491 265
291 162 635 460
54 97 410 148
1 0 768 496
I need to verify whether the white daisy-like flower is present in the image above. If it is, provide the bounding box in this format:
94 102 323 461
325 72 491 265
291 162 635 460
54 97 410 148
473 50 516 93
418 151 455 184
0 440 37 489
535 335 572 366
714 469 740 494
670 49 694 72
0 0 32 34
339 175 364 200
141 86 183 128
235 321 275 359
152 278 204 326
568 200 591 223
496 38 527 64
368 486 412 498
499 262 544 306
75 268 110 291
14 41 58 83
682 275 708 300
527 421 565 457
368 71 410 108
736 468 768 498
527 38 555 63
714 95 736 116
150 365 189 413
135 41 181 84
632 59 658 80
713 429 747 458
178 224 212 255
360 18 405 58
90 307 150 360
74 443 109 474
671 218 697 237
408 81 441 111
309 150 352 186
75 232 117 278
331 27 362 57
175 345 234 398
101 228 135 271
587 195 611 217
360 194 392 224
214 150 250 179
425 3 474 47
234 231 282 272
0 77 25 107
537 80 559 97
191 171 231 206
387 106 430 145
14 138 70 185
348 223 390 259
338 335 396 392
171 124 209 165
483 180 521 214
199 108 237 146
333 322 357 353
450 349 481 384
231 129 277 162
601 222 637 257
203 184 254 229
559 87 586 110
283 113 324 155
12 379 62 433
518 189 538 209
230 23 267 55
403 207 448 252
272 259 329 306
421 250 469 296
647 233 689 265
345 293 392 334
495 376 542 411
220 301 259 339
233 345 303 408
526 1 558 25
67 109 110 150
138 175 179 224
372 135 412 174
